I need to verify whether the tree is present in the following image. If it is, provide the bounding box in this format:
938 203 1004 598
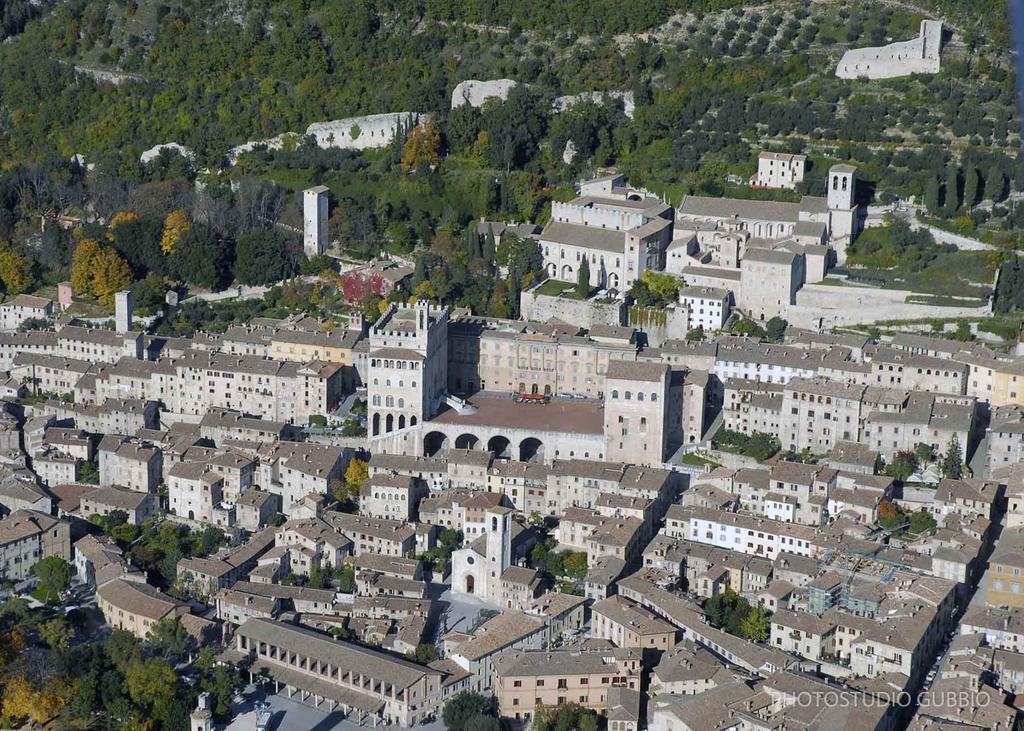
38 615 73 652
1 674 71 723
909 509 937 534
576 256 590 298
234 230 297 285
482 225 496 265
943 164 960 217
462 226 481 262
70 239 131 306
878 500 903 529
765 316 787 343
407 642 439 664
91 246 133 306
160 209 191 254
167 225 232 290
200 664 241 717
125 657 178 710
941 435 963 479
962 166 979 210
923 176 940 214
106 629 142 673
110 215 166 276
914 443 936 464
687 324 705 341
345 458 368 493
0 242 31 294
70 238 102 294
335 564 355 592
443 691 492 731
884 450 918 482
738 604 770 642
447 106 482 153
704 590 738 628
111 522 141 543
32 555 71 602
640 270 680 303
147 617 192 662
732 318 767 339
482 86 548 171
362 293 384 323
464 717 502 731
402 119 442 170
984 164 1006 203
563 552 588 580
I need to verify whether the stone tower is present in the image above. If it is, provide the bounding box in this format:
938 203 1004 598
828 165 856 211
603 361 671 467
827 164 859 262
303 185 330 258
115 290 133 333
367 300 449 442
484 505 513 592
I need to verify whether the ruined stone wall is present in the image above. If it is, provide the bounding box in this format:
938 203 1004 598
836 20 942 80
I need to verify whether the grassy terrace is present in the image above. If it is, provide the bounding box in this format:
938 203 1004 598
533 279 587 299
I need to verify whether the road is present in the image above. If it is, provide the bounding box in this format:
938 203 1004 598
182 275 321 304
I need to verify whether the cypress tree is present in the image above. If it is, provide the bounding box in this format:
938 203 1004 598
483 225 496 264
984 164 1005 203
942 164 960 217
940 435 963 480
412 254 428 288
464 226 480 261
923 176 941 214
576 257 591 298
962 166 979 210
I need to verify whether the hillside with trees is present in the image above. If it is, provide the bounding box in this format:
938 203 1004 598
0 0 1020 325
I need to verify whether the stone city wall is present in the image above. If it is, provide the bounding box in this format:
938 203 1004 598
520 289 626 329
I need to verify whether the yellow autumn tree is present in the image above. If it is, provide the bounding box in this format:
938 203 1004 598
70 238 103 294
160 209 191 254
71 239 132 307
92 247 133 307
0 673 71 724
2 674 36 721
34 677 75 723
0 243 31 295
109 211 140 230
401 119 442 170
471 130 490 163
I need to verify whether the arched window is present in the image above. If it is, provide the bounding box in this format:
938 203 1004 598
637 393 644 402
651 393 658 402
372 395 381 406
842 176 848 191
398 398 405 408
833 175 839 190
611 390 619 399
625 391 632 400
